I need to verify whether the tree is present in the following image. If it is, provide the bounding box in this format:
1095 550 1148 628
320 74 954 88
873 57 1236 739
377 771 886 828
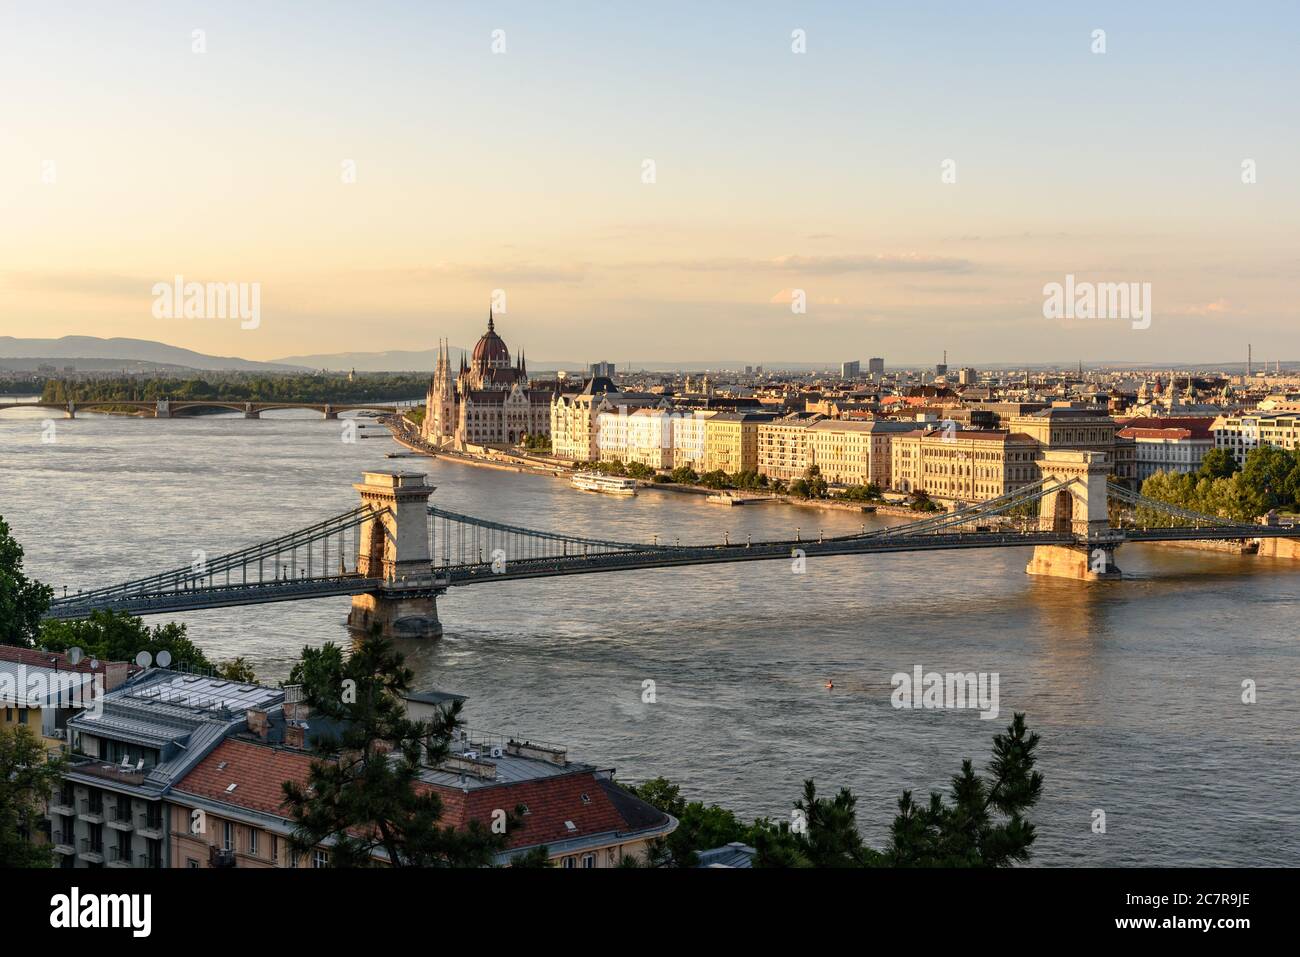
623 776 756 867
670 465 699 484
281 637 520 867
885 712 1042 867
1239 445 1295 514
39 611 214 670
753 780 881 867
1198 448 1239 481
0 515 52 647
0 726 67 867
215 657 257 683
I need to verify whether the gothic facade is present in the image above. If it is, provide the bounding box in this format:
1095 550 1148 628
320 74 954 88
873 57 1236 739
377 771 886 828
423 311 553 449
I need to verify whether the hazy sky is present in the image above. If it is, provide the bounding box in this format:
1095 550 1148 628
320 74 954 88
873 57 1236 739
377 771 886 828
1 1 1297 365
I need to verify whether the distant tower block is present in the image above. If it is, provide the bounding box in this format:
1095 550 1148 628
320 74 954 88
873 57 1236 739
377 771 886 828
347 471 443 639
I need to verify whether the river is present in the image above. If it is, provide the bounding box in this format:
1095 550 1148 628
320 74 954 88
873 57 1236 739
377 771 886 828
1 405 1297 865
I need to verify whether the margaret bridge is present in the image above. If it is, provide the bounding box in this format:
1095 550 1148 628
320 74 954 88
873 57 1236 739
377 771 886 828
0 399 410 419
43 449 1300 638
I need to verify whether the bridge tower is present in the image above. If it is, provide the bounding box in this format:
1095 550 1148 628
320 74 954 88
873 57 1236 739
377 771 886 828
346 470 443 639
1025 450 1123 581
155 400 170 418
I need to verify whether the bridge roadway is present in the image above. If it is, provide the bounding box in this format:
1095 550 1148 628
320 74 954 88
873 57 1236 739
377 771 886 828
45 522 1297 620
0 399 412 418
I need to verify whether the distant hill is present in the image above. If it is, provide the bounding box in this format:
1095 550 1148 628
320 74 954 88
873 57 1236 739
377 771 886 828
273 347 460 372
0 336 308 372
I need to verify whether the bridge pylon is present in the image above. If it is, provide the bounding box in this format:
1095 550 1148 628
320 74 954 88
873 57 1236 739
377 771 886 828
346 470 444 639
1026 451 1123 581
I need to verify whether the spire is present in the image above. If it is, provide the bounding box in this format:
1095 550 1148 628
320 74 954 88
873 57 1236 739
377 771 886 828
488 306 495 334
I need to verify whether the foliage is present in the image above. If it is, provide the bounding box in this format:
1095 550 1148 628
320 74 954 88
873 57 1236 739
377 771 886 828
39 611 215 670
0 726 68 867
883 713 1042 866
520 432 551 452
837 483 883 502
215 657 257 683
0 515 52 647
281 638 522 867
1139 446 1300 521
622 777 759 867
632 715 1044 869
670 465 699 484
40 372 427 406
909 489 941 512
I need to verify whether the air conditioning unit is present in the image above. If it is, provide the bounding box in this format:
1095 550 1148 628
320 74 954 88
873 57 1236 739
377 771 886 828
490 746 504 759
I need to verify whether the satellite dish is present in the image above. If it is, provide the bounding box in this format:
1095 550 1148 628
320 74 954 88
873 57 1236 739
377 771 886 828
135 651 153 668
157 650 173 668
67 647 84 665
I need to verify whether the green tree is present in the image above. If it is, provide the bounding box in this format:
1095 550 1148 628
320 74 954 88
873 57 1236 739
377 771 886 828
0 726 68 867
885 712 1042 867
215 657 257 683
623 776 756 867
670 465 699 484
1198 448 1239 480
0 516 52 647
281 637 519 867
1239 445 1295 513
39 611 214 670
753 780 880 867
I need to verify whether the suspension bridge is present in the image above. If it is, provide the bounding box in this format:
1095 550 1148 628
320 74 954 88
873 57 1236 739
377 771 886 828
44 452 1300 637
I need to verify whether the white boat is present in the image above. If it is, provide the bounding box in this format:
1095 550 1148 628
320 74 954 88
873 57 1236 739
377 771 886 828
571 472 637 496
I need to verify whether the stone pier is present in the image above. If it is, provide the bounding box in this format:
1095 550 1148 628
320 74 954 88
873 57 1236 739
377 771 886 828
1026 450 1123 581
346 470 443 639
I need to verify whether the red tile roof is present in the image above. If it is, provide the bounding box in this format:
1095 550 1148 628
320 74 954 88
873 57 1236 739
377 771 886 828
175 737 657 851
0 644 124 674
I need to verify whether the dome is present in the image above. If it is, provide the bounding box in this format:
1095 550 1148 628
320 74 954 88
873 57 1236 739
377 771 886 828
471 310 511 368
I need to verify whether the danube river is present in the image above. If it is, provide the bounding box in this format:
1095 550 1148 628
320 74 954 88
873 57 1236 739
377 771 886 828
2 407 1297 865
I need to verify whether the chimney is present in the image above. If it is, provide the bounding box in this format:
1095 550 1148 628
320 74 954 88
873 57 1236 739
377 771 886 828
284 722 306 750
246 708 269 740
282 684 310 721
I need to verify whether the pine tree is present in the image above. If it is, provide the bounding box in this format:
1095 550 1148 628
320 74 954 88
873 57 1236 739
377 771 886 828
281 637 522 867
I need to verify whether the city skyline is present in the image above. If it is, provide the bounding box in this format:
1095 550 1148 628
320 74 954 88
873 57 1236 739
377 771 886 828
2 2 1298 364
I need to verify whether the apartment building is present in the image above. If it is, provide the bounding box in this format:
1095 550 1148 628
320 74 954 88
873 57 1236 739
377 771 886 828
756 414 820 482
623 408 675 470
169 692 676 869
1212 411 1300 465
0 645 130 749
550 378 656 462
672 410 716 470
1118 424 1214 480
703 412 776 474
50 671 283 869
808 419 918 487
890 429 1040 503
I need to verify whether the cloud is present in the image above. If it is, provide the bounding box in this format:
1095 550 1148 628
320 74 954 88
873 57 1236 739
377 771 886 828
2 271 154 298
665 253 974 275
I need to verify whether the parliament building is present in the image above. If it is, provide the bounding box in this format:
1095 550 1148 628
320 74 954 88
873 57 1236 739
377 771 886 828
422 311 553 449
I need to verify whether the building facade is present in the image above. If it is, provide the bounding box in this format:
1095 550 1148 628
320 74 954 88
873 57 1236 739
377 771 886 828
890 429 1041 502
423 312 553 450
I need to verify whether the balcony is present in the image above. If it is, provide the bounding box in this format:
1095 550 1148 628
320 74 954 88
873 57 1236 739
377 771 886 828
78 837 104 864
107 844 132 868
107 803 135 831
136 851 164 869
49 794 76 817
51 830 75 856
209 846 237 868
136 811 164 840
77 799 104 824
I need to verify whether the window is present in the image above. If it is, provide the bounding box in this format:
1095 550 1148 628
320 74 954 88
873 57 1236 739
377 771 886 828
223 821 233 851
563 856 576 869
582 854 595 869
248 829 258 856
187 858 199 869
312 849 329 869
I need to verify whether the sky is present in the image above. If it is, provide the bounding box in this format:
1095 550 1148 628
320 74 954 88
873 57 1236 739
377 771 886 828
1 1 1297 366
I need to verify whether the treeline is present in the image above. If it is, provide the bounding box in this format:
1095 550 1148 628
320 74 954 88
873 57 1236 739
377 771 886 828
1140 446 1300 522
40 372 428 405
0 377 46 396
